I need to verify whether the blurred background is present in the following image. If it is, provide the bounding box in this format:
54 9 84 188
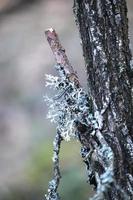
0 0 133 199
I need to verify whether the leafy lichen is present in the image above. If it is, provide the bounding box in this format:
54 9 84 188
44 65 94 141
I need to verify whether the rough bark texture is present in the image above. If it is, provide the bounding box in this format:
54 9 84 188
73 0 133 199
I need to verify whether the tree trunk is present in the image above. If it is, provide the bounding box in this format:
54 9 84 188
73 0 133 199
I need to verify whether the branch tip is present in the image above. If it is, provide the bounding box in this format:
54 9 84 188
44 28 75 75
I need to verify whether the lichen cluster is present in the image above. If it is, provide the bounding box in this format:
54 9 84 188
44 64 94 142
44 64 115 200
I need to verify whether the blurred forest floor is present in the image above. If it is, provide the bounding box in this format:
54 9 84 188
0 0 133 199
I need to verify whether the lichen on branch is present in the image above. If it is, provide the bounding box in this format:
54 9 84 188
44 28 117 200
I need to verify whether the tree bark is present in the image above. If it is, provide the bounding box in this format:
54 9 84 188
73 0 133 199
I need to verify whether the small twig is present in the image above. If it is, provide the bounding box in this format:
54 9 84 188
45 129 62 200
45 28 74 75
45 28 80 86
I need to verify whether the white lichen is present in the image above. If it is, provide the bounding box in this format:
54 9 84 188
44 71 93 141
